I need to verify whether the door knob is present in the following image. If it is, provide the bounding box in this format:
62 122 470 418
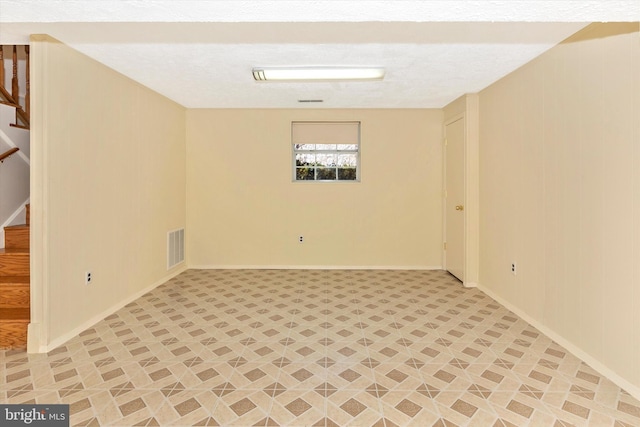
455 205 464 211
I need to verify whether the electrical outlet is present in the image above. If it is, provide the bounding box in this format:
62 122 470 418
511 263 517 275
85 271 92 285
298 235 304 243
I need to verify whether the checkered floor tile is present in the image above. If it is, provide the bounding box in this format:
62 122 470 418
2 269 639 426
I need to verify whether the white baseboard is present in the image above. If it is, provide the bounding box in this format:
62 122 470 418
190 265 443 271
477 283 640 403
39 266 188 353
27 322 45 353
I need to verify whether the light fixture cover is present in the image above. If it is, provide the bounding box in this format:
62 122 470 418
252 67 385 81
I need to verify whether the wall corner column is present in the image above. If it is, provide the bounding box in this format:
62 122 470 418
463 93 480 287
27 34 51 353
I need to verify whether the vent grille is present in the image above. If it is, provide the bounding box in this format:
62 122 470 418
167 228 185 269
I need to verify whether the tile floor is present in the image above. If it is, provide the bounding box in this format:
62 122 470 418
1 269 640 426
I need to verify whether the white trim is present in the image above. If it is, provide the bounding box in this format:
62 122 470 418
442 94 480 290
190 265 443 271
477 282 640 403
463 94 480 288
443 113 465 280
40 266 188 353
0 198 29 248
27 322 45 353
0 198 29 229
28 35 49 353
462 281 478 288
0 127 30 165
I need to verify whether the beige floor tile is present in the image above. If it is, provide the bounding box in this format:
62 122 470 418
371 363 424 393
267 389 327 426
325 341 370 363
2 269 639 426
417 363 474 392
277 362 327 390
326 389 385 426
226 362 282 390
378 390 441 426
325 362 377 391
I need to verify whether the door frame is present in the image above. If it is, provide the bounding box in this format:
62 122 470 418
443 114 465 281
442 94 479 288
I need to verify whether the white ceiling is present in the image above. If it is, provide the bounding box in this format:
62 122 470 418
1 1 638 108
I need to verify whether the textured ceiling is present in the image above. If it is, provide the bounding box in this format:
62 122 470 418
1 1 638 108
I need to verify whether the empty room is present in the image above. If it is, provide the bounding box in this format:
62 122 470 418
0 1 639 426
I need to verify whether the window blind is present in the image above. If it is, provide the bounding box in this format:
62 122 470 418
292 121 359 145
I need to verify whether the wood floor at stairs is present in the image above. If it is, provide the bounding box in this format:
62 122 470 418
1 204 30 348
0 308 29 347
0 248 29 276
4 224 29 249
0 276 30 307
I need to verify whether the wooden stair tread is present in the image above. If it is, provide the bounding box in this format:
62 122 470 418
3 224 29 249
0 247 29 254
0 307 30 322
4 224 29 231
0 248 30 276
0 275 29 285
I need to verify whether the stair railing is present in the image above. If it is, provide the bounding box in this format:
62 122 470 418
0 45 30 129
0 147 19 163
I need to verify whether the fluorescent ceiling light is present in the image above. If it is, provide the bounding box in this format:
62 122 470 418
253 67 385 81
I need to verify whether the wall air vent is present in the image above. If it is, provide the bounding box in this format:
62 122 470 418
167 228 185 269
298 99 324 103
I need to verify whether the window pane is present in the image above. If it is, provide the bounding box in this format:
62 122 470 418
337 154 356 167
316 168 337 180
315 154 337 167
296 167 315 180
338 168 357 180
296 153 314 166
292 122 359 182
315 144 337 151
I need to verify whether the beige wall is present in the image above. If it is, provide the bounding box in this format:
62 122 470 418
187 109 443 268
478 23 640 394
30 36 186 349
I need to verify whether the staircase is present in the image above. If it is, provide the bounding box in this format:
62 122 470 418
0 44 31 348
0 45 30 129
0 204 30 348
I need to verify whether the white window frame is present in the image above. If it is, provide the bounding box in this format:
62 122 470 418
291 121 361 182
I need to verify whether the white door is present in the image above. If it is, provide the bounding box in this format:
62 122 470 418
445 117 465 281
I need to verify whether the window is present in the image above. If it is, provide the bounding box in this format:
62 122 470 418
292 121 360 181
